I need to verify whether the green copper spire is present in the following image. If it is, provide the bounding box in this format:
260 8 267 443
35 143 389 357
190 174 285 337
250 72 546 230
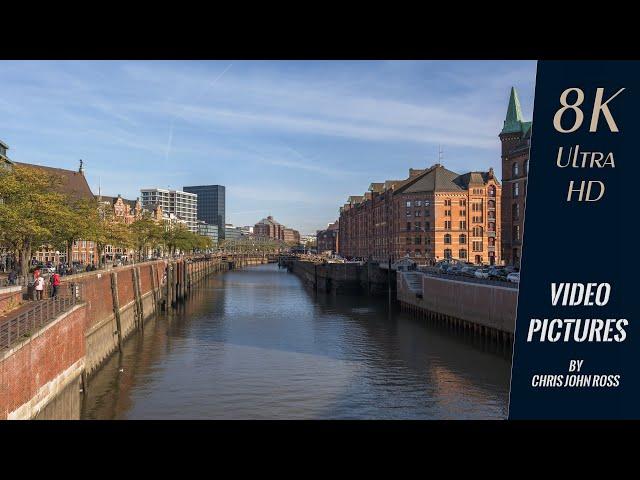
501 86 531 135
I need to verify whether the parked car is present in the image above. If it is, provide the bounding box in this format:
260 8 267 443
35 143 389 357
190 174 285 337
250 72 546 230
474 268 490 279
461 266 477 277
507 272 520 283
488 267 507 280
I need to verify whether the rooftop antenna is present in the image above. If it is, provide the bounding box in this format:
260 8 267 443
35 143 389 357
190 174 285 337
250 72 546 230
438 144 444 165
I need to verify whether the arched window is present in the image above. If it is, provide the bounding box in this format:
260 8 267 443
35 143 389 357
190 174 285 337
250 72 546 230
444 234 452 244
488 199 495 209
512 162 519 177
459 234 466 244
488 185 496 197
459 249 467 259
513 182 520 198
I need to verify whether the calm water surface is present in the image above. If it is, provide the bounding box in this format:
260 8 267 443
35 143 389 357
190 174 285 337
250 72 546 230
81 263 511 419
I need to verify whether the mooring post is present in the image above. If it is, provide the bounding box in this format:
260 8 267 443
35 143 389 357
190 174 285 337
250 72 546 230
110 272 123 352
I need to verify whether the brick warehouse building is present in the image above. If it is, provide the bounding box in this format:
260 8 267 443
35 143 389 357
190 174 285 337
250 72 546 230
316 220 339 254
338 164 502 266
499 87 531 267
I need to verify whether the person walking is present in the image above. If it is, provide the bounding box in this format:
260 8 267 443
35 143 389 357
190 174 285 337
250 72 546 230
50 272 61 298
34 275 45 300
8 270 16 286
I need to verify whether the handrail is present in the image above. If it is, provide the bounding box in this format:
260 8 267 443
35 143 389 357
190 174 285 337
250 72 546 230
0 283 81 349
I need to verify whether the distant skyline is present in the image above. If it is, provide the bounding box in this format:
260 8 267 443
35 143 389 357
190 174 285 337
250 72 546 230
0 60 535 234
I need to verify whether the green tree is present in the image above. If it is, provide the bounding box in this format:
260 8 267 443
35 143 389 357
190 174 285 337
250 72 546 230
0 165 72 278
129 213 163 261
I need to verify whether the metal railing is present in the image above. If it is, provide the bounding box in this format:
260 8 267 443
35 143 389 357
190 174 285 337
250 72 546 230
0 283 81 349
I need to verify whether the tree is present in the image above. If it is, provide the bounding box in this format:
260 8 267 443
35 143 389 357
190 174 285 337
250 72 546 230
0 165 72 278
129 212 163 261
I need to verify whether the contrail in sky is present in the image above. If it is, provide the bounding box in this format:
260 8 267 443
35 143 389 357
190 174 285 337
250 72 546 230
165 62 233 164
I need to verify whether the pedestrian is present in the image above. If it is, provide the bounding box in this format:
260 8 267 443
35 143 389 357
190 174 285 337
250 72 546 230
8 270 16 285
33 266 41 283
34 275 45 300
50 271 61 298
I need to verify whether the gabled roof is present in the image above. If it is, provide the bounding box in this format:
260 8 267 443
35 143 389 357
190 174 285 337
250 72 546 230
14 162 94 201
394 164 499 195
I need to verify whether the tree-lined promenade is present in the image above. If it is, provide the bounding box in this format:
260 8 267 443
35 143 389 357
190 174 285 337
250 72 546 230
0 164 215 281
0 164 293 283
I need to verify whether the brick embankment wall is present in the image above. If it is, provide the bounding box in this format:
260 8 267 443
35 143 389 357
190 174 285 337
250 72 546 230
397 272 517 342
0 286 24 315
0 304 86 420
0 256 262 419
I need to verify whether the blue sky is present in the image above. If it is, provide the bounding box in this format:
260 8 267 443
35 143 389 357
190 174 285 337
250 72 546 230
0 60 535 234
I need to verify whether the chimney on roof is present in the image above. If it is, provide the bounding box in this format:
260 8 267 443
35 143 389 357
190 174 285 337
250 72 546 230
79 159 84 174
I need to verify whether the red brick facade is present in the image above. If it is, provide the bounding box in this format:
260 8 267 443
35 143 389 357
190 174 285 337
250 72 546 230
338 164 502 265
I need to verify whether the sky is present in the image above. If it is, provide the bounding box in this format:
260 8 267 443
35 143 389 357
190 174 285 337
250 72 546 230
0 60 536 235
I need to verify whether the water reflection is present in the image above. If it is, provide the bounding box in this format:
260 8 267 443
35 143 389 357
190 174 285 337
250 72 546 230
81 263 510 419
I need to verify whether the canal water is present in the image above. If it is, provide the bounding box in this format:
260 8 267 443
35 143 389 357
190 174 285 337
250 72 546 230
81 263 511 419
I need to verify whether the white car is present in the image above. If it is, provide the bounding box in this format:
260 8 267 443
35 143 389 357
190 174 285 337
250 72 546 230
507 272 520 283
474 268 490 279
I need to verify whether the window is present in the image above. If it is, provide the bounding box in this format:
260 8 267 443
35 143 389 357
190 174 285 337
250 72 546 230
415 200 422 207
444 199 451 206
424 200 431 207
488 199 495 209
459 220 466 230
459 210 466 216
424 209 430 217
444 249 452 259
406 201 412 207
444 221 451 230
512 162 519 177
525 159 529 175
424 221 430 230
406 222 411 232
459 199 466 207
459 234 467 244
513 225 521 241
488 222 496 232
488 185 496 197
415 211 421 217
473 226 483 237
415 236 422 245
444 209 451 216
513 182 520 198
512 203 520 220
444 234 452 244
488 237 495 246
472 202 483 212
459 249 467 259
472 241 483 252
414 222 421 231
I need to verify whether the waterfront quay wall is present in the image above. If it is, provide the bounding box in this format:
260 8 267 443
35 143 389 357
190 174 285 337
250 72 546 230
397 272 517 344
0 255 267 419
0 286 23 315
288 259 394 296
0 304 86 419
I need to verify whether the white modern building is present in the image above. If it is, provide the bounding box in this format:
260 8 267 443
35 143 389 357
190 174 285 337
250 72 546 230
140 188 198 232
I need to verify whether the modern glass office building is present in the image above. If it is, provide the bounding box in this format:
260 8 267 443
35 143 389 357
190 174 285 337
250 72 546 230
183 185 226 239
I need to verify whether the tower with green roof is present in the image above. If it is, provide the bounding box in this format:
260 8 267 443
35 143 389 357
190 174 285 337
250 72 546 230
499 87 531 268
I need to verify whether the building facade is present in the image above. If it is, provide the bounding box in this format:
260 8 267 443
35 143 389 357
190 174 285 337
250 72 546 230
140 188 198 232
254 216 285 240
197 221 219 247
316 221 339 254
499 87 531 267
283 228 301 245
183 185 225 239
338 164 502 266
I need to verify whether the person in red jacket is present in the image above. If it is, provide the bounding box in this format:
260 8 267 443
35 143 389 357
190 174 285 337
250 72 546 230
50 272 61 298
